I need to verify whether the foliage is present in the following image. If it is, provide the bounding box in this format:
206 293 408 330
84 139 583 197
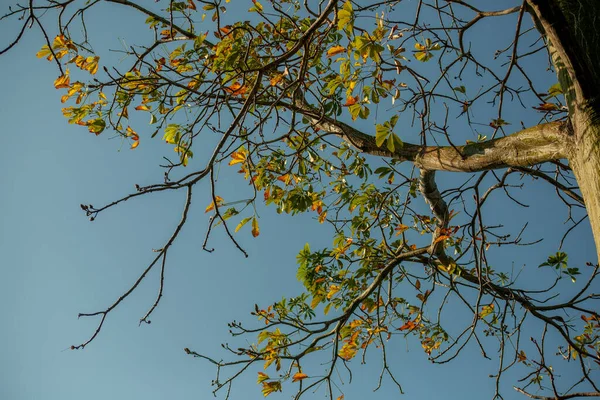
2 0 599 399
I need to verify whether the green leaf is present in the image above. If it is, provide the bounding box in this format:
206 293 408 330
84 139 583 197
375 124 388 147
87 118 106 135
386 135 395 153
337 1 353 32
546 82 563 99
539 251 568 269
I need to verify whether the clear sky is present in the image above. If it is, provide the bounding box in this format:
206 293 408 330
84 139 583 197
0 1 597 400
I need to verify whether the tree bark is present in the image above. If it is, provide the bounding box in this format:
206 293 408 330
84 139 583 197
568 118 600 262
527 0 600 262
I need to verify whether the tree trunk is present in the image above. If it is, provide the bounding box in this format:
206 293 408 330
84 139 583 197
527 0 600 262
568 117 600 262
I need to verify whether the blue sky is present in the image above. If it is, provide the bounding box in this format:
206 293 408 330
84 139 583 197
0 1 597 399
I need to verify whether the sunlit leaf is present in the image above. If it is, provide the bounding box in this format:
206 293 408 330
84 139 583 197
205 196 224 213
292 373 308 382
327 45 346 57
252 217 260 237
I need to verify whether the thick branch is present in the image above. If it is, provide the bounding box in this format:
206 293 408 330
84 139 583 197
291 101 570 171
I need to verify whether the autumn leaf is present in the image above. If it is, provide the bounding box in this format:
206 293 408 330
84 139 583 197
533 103 559 111
433 235 450 244
36 45 53 60
479 304 495 319
187 0 197 10
235 217 252 233
395 224 409 236
318 211 327 224
205 196 224 213
229 148 248 165
125 126 139 141
489 118 510 128
338 342 358 361
257 372 269 384
86 118 106 135
327 45 346 57
224 82 248 96
269 69 289 86
54 71 71 89
261 381 281 397
292 372 308 382
399 320 416 331
252 217 260 237
327 284 340 299
131 140 140 149
249 0 263 12
135 104 151 111
343 96 358 106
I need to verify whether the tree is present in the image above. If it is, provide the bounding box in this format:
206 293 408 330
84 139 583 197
2 0 599 399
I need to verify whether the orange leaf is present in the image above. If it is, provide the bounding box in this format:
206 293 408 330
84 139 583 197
54 72 70 89
433 235 450 244
224 82 247 96
131 140 140 149
251 217 260 237
135 105 151 111
229 149 247 165
395 224 409 236
533 103 559 111
327 45 346 57
343 96 358 106
292 373 308 382
277 174 290 184
399 320 416 331
205 196 224 213
270 74 284 86
187 0 197 10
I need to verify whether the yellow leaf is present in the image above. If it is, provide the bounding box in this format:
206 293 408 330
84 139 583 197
479 304 495 319
327 45 346 57
229 149 247 165
205 196 224 213
36 45 52 59
126 126 139 140
54 70 70 89
395 224 409 236
318 211 327 224
84 56 100 75
261 381 281 397
338 342 358 361
257 372 269 384
327 284 340 299
310 295 322 309
292 372 308 382
270 74 284 86
131 140 140 149
252 217 260 237
135 104 151 111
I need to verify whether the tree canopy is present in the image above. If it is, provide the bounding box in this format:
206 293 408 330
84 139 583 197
2 0 600 399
